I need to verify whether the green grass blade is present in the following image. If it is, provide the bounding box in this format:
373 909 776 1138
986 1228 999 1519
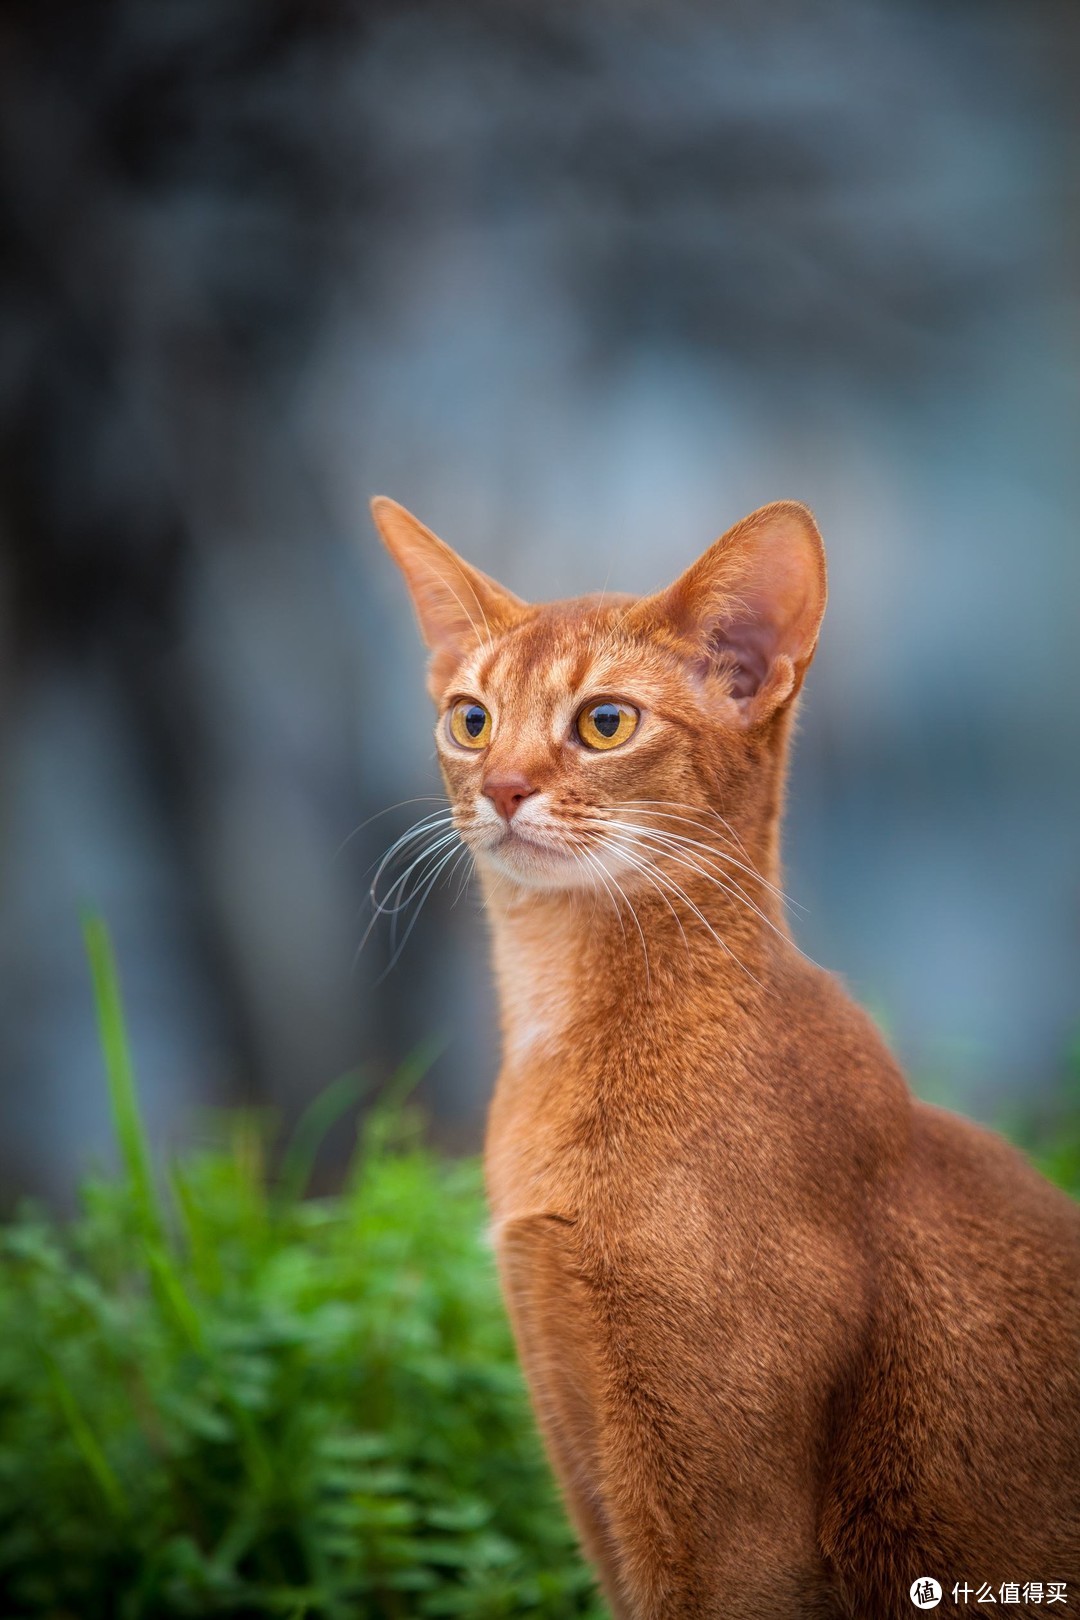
82 913 165 1247
278 1068 371 1204
47 1355 128 1519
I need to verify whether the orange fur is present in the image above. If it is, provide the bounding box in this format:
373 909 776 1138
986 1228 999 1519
372 495 1080 1619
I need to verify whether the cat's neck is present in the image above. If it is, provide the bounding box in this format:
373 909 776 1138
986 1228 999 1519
481 813 787 1065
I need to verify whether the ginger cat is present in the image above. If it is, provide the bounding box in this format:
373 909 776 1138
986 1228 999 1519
372 496 1080 1620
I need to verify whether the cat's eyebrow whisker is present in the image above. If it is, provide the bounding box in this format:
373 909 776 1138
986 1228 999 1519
584 556 617 665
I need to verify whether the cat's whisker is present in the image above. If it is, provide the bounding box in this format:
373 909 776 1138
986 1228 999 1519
595 827 759 983
605 803 799 909
355 825 452 932
367 810 457 883
627 831 808 956
575 847 627 944
573 848 625 946
356 815 463 967
376 839 466 983
334 796 448 862
589 836 691 964
577 811 766 898
574 842 651 990
595 814 779 922
608 821 777 902
366 813 457 895
596 818 784 925
612 828 790 953
605 808 771 894
370 828 461 919
381 834 463 940
570 840 628 949
354 839 459 972
607 799 753 864
594 820 819 973
622 805 800 917
448 842 476 907
609 799 756 865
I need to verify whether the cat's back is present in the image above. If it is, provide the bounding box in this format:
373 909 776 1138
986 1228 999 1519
822 1101 1080 1607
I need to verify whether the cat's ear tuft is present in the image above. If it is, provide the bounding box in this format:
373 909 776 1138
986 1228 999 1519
638 501 826 725
371 497 526 664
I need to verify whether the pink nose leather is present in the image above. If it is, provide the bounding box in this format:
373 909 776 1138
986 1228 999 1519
483 775 538 823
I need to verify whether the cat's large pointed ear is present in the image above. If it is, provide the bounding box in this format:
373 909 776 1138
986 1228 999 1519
371 498 526 665
631 501 826 725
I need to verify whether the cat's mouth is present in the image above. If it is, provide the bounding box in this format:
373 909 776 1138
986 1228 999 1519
469 817 590 890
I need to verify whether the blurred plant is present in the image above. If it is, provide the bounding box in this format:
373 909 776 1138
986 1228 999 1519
0 921 605 1618
0 924 1074 1617
1004 1033 1080 1202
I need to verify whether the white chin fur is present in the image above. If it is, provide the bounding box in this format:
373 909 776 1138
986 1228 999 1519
466 797 633 893
476 837 596 892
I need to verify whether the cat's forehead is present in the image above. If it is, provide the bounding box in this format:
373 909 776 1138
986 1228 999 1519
457 594 667 699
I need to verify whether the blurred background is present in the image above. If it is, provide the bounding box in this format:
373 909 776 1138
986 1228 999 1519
1 0 1077 1200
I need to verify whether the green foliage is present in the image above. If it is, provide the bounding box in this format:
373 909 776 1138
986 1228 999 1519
0 928 1075 1618
1018 1035 1080 1201
0 925 605 1619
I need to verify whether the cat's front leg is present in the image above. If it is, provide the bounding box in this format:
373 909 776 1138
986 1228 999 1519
495 1212 839 1620
493 1212 640 1617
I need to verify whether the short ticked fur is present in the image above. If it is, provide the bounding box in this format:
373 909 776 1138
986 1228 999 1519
372 495 1080 1619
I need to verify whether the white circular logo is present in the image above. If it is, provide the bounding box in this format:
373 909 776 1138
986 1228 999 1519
910 1578 942 1609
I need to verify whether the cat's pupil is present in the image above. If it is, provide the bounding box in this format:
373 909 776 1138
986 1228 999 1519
465 706 486 737
594 705 620 737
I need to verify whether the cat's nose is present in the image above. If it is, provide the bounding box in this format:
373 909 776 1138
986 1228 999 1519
483 774 538 823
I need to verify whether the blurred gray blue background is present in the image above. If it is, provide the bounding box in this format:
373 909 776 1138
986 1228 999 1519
1 0 1077 1196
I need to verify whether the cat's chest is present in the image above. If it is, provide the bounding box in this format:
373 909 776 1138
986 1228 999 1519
484 1042 706 1231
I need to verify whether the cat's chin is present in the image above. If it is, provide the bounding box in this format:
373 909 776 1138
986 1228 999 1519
474 829 596 894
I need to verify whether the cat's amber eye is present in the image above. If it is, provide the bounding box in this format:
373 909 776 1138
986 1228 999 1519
576 700 639 751
448 700 492 750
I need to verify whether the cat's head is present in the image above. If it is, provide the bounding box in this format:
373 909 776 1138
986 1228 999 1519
372 498 826 894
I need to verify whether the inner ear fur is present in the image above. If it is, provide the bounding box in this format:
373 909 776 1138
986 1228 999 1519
371 497 527 671
635 501 827 724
